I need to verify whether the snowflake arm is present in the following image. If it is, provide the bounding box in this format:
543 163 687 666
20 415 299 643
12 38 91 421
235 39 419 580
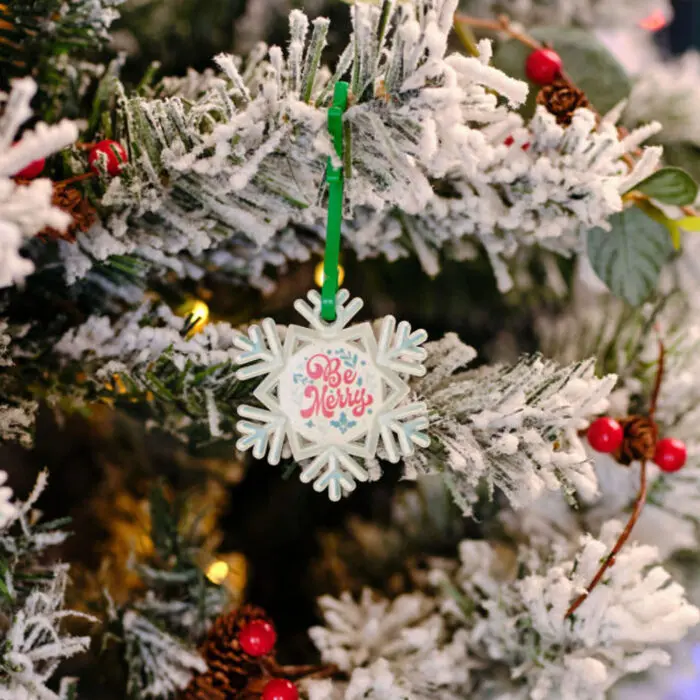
377 316 428 377
235 405 286 464
293 289 364 333
300 447 370 502
380 402 431 463
234 317 284 380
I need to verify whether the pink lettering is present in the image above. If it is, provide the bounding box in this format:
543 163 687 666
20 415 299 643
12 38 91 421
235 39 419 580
299 352 374 422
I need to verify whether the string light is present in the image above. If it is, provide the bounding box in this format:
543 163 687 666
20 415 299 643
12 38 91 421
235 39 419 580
177 298 210 336
314 261 345 287
206 560 230 585
204 553 248 596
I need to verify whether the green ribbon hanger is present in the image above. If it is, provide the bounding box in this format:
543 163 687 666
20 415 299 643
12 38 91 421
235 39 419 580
321 81 349 322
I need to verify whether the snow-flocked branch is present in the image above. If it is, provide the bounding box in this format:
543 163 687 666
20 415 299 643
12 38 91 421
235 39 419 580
0 471 95 700
0 568 94 700
61 0 660 293
307 523 700 700
404 332 616 514
0 78 77 288
54 302 616 513
122 611 207 699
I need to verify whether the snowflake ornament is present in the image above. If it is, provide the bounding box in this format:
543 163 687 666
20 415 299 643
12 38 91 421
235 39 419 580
234 289 430 501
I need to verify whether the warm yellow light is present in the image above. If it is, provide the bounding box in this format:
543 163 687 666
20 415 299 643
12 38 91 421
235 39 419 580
177 298 210 336
188 299 210 326
314 261 345 287
206 560 230 585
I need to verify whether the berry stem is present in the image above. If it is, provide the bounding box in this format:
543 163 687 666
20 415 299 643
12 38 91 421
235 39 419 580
453 13 541 51
261 658 338 681
565 459 648 619
451 13 655 182
57 172 96 188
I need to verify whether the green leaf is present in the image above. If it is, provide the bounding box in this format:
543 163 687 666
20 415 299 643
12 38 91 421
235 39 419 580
587 207 674 306
493 27 631 117
660 142 700 184
630 167 699 206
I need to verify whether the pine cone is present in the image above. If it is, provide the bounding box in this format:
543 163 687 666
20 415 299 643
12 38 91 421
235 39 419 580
180 604 271 700
614 416 658 466
42 186 97 242
536 78 590 126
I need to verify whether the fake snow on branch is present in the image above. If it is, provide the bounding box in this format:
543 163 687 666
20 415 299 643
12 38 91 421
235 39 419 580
306 590 472 700
122 611 207 698
307 525 699 700
54 301 245 444
404 332 616 515
62 0 659 293
0 78 77 288
0 568 94 700
54 299 616 510
0 471 94 700
454 526 700 700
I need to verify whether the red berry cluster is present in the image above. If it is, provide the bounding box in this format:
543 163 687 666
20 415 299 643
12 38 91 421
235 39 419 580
587 417 687 473
237 621 299 700
525 48 563 85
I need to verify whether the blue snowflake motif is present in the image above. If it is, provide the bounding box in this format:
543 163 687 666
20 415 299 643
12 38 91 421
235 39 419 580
336 348 359 369
330 412 357 435
293 372 311 386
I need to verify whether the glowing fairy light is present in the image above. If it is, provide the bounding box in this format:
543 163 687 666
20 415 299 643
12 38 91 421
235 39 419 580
314 261 345 287
177 298 210 336
205 560 229 585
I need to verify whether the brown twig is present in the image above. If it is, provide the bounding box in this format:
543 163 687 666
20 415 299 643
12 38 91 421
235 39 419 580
58 172 95 187
453 13 541 51
566 338 666 619
260 657 338 681
565 459 648 619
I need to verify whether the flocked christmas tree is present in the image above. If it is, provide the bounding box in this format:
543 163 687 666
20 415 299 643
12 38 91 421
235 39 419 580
3 0 700 698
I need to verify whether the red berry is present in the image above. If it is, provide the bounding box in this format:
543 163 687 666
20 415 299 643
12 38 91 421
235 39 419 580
238 619 277 656
262 679 299 700
525 48 563 85
14 157 45 179
587 417 624 454
88 139 128 176
654 437 687 473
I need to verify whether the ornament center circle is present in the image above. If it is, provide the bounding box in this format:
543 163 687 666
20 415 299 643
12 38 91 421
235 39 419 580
278 340 382 447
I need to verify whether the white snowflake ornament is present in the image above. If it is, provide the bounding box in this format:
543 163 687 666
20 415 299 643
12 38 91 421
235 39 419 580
234 289 430 501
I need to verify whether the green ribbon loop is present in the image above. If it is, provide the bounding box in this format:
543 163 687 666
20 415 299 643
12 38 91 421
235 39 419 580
321 81 349 322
